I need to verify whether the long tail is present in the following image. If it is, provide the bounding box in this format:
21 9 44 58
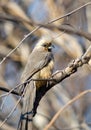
18 82 36 130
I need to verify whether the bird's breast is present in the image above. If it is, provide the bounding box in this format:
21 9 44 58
35 60 54 90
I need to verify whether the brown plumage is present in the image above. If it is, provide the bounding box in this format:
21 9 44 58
20 36 54 91
18 36 54 130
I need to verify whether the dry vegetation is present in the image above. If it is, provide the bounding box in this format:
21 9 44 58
0 0 91 130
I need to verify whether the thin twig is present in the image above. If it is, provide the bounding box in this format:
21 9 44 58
0 94 23 129
0 78 55 110
0 78 54 101
1 2 91 26
0 2 91 65
0 78 54 109
0 86 19 96
0 78 54 96
44 90 91 130
0 14 34 26
0 120 16 130
0 77 40 99
0 93 9 98
47 2 91 24
0 26 40 65
0 82 25 98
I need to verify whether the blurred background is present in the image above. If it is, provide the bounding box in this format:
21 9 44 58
0 0 91 130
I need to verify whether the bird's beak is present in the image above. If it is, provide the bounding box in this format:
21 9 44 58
48 44 55 51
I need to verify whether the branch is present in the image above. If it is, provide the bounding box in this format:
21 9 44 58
0 120 16 130
1 2 91 25
1 14 91 41
33 45 91 116
0 79 53 97
0 93 23 129
41 24 91 41
0 42 91 127
0 86 19 96
0 2 91 65
0 26 40 65
50 45 91 87
44 89 91 130
0 38 90 130
47 2 91 24
0 14 34 26
1 45 91 117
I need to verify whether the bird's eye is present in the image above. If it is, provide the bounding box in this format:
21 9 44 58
43 44 47 47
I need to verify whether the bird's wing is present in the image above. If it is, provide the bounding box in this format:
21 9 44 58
18 50 53 94
21 50 53 82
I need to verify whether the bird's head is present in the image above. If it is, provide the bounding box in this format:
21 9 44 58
35 36 54 52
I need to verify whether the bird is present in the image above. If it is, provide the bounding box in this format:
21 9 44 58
18 36 54 130
20 35 54 92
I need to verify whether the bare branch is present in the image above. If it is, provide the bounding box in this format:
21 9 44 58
43 24 91 41
50 45 91 86
0 26 40 65
0 2 91 65
0 82 23 98
1 2 91 25
44 89 91 130
33 45 91 116
0 120 16 130
0 94 22 129
47 2 91 24
0 14 34 26
0 86 19 96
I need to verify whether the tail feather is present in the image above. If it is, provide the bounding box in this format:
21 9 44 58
18 81 36 130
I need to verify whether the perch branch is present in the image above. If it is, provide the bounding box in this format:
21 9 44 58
50 45 91 87
33 45 91 116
